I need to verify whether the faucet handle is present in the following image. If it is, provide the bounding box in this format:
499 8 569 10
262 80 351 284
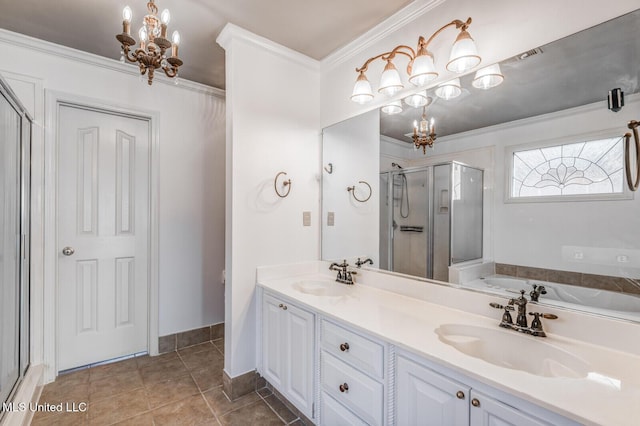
489 302 503 309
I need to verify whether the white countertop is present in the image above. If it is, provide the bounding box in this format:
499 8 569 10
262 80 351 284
257 267 640 426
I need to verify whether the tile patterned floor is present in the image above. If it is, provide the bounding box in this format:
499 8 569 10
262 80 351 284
32 339 304 425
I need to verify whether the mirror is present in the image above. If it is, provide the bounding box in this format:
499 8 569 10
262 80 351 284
321 9 640 322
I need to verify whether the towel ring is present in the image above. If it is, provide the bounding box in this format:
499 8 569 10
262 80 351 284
274 171 292 198
624 120 640 191
347 180 372 203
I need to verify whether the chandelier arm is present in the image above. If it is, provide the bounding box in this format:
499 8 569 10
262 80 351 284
423 17 471 49
162 66 178 78
119 45 139 63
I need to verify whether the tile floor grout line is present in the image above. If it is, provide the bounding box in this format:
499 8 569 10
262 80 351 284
257 389 300 425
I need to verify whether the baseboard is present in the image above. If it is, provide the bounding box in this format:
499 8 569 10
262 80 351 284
1 364 44 426
222 370 257 401
158 322 224 353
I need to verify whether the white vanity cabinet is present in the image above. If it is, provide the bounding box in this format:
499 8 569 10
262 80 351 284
396 353 577 426
261 292 315 419
319 319 387 426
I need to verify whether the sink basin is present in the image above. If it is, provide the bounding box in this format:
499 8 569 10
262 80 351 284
293 279 349 297
435 324 590 378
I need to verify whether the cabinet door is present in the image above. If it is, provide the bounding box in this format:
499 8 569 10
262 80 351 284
396 355 470 426
262 294 285 389
470 390 553 426
285 302 315 417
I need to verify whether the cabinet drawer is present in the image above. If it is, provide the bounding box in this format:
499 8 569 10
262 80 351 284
321 319 384 378
321 351 383 426
320 391 368 426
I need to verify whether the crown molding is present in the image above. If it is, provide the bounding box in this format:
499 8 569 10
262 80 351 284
0 29 225 98
320 0 447 71
381 134 413 150
217 23 320 72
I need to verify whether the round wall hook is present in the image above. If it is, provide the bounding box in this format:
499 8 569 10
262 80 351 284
347 180 372 202
624 120 639 191
274 171 292 198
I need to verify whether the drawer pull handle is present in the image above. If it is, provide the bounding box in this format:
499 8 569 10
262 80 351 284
456 391 465 399
340 343 350 352
471 398 480 407
339 383 349 393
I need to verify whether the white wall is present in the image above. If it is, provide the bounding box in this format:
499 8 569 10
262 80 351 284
217 25 321 377
0 30 226 342
322 110 379 264
320 0 640 129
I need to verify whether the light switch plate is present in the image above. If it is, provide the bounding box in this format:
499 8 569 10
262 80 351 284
303 211 311 226
327 212 335 226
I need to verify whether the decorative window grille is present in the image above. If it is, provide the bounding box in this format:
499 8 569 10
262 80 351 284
508 136 627 201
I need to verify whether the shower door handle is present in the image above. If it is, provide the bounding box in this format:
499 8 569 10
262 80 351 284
62 246 75 256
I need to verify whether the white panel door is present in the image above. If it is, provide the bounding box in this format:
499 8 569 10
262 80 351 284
285 303 314 418
262 294 285 389
57 105 149 371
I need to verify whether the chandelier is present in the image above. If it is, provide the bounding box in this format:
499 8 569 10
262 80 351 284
116 1 183 85
412 106 436 154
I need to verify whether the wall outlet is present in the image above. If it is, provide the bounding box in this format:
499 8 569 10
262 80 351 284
303 211 311 226
327 212 335 226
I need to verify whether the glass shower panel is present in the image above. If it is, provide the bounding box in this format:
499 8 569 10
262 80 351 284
432 164 451 281
0 91 21 404
392 169 430 278
451 164 483 263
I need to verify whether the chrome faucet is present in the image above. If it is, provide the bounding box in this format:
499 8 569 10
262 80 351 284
490 290 557 337
529 283 547 302
355 257 373 268
329 259 356 285
513 290 529 328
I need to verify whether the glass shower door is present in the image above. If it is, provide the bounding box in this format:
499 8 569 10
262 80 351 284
391 169 430 278
0 89 21 405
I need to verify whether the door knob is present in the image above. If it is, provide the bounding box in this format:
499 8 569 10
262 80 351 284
62 246 75 256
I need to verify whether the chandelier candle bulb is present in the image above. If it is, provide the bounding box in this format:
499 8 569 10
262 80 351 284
122 6 132 34
171 31 180 57
160 9 170 38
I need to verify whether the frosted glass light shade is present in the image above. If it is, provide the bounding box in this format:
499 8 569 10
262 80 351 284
472 63 504 89
447 31 481 73
404 91 431 108
409 52 437 86
378 61 404 97
351 72 374 104
381 101 403 115
435 78 462 100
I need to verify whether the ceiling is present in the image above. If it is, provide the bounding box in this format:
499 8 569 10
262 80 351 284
380 9 640 142
0 0 412 89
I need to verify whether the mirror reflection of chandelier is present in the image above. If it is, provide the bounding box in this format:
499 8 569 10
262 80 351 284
116 0 183 85
412 106 436 154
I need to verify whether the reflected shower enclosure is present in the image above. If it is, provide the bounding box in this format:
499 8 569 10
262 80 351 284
380 162 483 281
